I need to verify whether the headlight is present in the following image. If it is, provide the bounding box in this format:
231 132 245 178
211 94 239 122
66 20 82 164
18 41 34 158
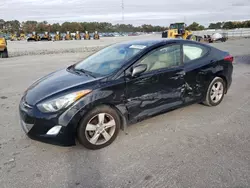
37 90 91 113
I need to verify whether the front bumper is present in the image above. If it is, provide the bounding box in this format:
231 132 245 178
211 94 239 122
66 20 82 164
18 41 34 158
19 98 77 146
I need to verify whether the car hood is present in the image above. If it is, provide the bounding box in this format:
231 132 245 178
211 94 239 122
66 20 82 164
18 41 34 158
24 68 98 105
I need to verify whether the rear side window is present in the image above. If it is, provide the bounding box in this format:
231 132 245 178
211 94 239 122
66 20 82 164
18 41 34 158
183 44 209 63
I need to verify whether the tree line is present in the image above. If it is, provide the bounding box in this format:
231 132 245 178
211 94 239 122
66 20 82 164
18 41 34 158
186 20 250 31
0 19 167 33
0 19 250 33
208 20 250 29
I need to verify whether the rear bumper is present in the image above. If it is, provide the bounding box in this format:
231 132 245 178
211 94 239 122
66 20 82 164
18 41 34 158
226 64 233 93
227 75 232 92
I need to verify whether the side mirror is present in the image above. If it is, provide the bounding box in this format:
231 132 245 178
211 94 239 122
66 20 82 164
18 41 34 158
132 64 147 77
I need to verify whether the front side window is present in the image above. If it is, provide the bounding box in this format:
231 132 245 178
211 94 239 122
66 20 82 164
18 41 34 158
137 44 181 72
73 42 158 76
183 44 209 63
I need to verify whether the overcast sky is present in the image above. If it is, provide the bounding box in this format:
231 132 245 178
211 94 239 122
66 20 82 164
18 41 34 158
0 0 249 26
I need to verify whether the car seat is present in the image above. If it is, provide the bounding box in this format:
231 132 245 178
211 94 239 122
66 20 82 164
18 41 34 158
149 53 176 71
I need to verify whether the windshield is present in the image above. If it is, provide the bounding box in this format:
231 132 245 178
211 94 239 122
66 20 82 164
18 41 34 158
170 23 185 30
73 43 148 76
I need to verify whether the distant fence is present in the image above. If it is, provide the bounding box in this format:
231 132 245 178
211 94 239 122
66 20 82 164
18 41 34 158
192 28 250 38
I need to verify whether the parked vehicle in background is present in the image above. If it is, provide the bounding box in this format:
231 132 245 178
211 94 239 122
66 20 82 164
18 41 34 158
93 31 100 40
83 31 91 40
19 39 233 149
204 33 228 43
0 36 8 58
40 32 52 41
27 31 41 42
74 31 81 40
162 23 194 39
64 31 73 40
10 33 26 41
2 34 11 40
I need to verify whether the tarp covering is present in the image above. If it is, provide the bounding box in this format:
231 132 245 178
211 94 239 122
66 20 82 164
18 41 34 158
211 33 223 40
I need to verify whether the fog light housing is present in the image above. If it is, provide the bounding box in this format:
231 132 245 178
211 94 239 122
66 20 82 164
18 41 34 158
46 125 62 136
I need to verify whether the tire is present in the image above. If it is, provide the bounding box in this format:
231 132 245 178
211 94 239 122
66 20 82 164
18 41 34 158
203 77 226 106
1 49 8 58
77 105 121 150
186 34 196 41
27 38 35 42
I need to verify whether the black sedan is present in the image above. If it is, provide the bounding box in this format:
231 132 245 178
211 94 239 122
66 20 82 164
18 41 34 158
19 39 233 149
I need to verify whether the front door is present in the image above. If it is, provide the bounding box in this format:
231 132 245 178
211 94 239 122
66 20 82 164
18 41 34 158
125 43 186 122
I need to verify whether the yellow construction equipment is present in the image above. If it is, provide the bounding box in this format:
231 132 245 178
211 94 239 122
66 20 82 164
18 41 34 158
19 33 26 40
10 33 17 41
93 31 100 40
27 31 40 42
0 36 8 58
41 31 52 41
10 33 26 41
84 31 90 40
162 22 196 40
65 31 72 40
75 31 81 40
54 31 62 41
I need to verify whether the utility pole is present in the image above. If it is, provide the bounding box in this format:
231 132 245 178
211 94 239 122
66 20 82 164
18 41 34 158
121 0 124 23
184 16 187 28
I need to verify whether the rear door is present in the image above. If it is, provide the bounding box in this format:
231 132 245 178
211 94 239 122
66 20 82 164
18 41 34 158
124 43 186 122
182 42 212 103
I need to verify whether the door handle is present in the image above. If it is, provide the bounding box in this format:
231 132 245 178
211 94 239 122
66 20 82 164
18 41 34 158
177 71 186 76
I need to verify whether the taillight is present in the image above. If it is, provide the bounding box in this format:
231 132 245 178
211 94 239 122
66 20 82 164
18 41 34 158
224 55 234 63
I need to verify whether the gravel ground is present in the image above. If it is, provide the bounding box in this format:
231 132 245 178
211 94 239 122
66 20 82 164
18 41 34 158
6 34 249 57
6 34 157 57
0 37 250 188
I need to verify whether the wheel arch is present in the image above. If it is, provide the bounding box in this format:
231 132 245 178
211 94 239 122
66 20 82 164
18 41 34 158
74 102 128 133
202 73 227 102
98 103 128 131
203 76 226 106
215 73 228 94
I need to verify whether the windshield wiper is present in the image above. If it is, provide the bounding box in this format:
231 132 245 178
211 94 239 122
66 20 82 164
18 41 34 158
74 69 96 78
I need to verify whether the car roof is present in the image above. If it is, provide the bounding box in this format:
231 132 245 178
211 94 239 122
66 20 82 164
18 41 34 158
118 38 181 46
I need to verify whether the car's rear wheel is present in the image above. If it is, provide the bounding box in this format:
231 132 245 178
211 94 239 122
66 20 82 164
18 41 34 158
77 105 120 150
203 77 225 106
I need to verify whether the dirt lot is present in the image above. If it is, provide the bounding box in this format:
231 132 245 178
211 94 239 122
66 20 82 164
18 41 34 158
7 34 157 57
0 37 250 188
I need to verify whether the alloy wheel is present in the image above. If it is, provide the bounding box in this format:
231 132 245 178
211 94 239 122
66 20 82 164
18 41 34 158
210 81 224 103
85 113 116 145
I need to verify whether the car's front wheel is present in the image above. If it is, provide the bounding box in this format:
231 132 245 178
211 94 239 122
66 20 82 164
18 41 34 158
203 77 226 106
77 105 120 150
